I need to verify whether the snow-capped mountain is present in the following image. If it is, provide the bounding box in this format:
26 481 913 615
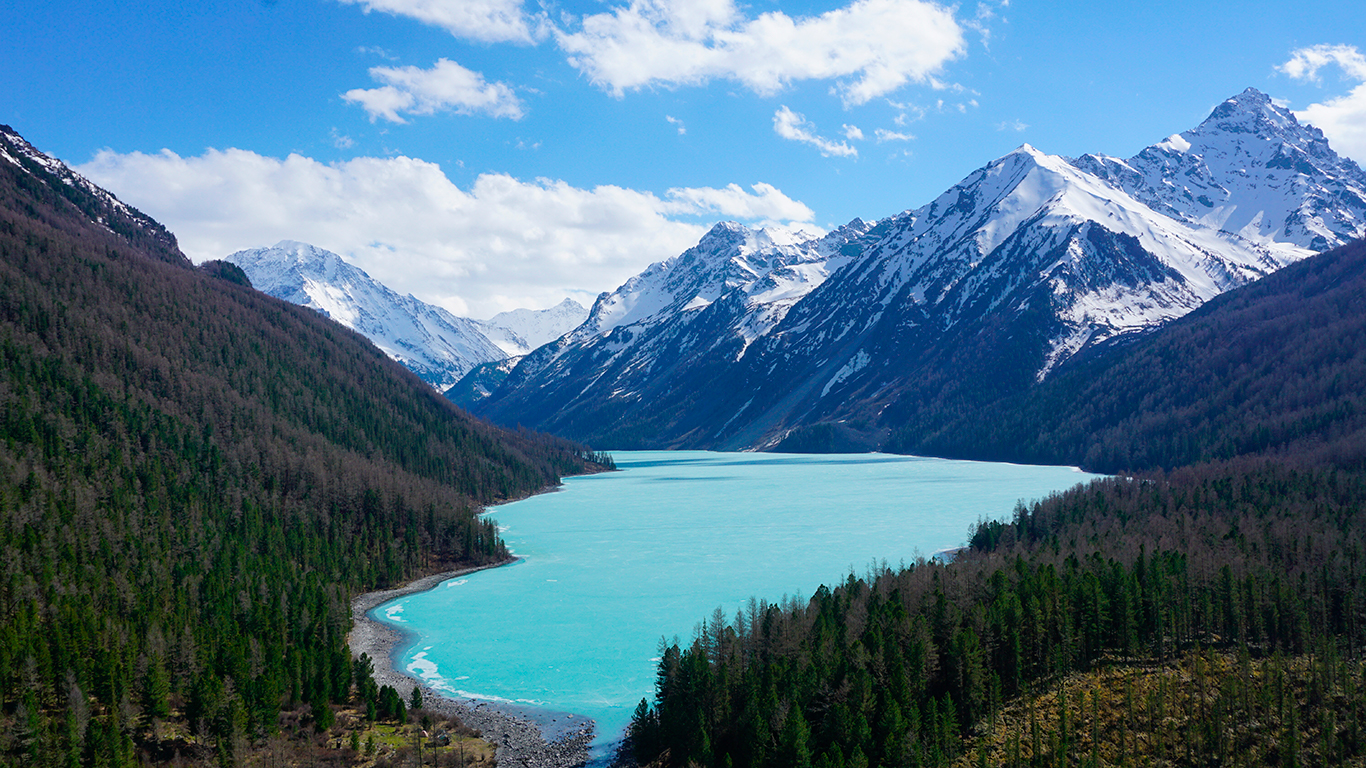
477 298 588 356
476 89 1366 450
476 220 874 443
227 242 507 390
1073 88 1365 252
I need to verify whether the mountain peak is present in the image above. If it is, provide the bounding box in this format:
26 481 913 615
1196 86 1299 137
697 220 752 249
227 241 507 389
1066 87 1366 252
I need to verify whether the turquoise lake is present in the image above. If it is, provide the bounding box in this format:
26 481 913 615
375 451 1099 753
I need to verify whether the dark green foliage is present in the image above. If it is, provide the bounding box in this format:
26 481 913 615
376 686 407 723
634 462 1366 767
196 259 252 288
0 127 600 763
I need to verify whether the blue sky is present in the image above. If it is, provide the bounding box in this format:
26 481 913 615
4 0 1364 317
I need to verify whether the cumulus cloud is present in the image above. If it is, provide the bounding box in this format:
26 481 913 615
556 0 964 106
842 124 864 141
1280 44 1366 162
344 58 524 122
874 128 914 142
773 107 857 158
1280 44 1366 82
666 115 687 134
76 149 815 317
996 119 1027 132
335 0 538 43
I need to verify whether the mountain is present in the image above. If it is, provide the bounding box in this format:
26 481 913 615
445 355 524 409
226 241 508 390
475 220 874 446
894 234 1366 473
0 124 600 764
475 89 1366 450
479 298 588 356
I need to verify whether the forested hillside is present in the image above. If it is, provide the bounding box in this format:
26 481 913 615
0 126 602 765
888 237 1366 474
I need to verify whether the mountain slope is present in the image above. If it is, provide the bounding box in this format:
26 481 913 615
1 123 187 266
894 235 1366 473
476 89 1366 450
0 125 597 764
227 241 508 390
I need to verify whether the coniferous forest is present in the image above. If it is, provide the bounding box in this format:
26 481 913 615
0 127 606 765
631 238 1366 768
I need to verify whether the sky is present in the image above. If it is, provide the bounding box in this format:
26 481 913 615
3 0 1364 318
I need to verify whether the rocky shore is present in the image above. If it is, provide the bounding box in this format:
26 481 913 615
349 562 595 768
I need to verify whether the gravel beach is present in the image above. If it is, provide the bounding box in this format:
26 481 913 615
349 561 595 768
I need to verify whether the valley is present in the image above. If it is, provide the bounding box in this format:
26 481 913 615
2 76 1366 768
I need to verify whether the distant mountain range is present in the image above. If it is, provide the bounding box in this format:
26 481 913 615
473 88 1366 451
225 242 586 390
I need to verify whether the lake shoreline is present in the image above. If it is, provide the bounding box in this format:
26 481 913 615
349 558 595 768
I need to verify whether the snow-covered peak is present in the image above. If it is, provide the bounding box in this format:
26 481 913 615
575 220 870 342
1072 87 1366 251
226 242 507 389
479 298 589 355
229 241 354 301
1196 87 1296 136
783 91 1347 383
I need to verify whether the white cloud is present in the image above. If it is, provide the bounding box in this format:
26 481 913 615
996 119 1027 132
874 128 914 142
330 128 356 149
842 124 864 141
666 115 687 134
336 0 538 43
344 58 525 122
663 182 813 221
773 107 857 158
356 45 399 60
1280 44 1366 162
556 0 964 106
75 148 815 317
963 0 1008 48
1279 44 1366 82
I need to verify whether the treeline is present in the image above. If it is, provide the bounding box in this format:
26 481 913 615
630 461 1366 767
888 237 1366 474
0 127 605 766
